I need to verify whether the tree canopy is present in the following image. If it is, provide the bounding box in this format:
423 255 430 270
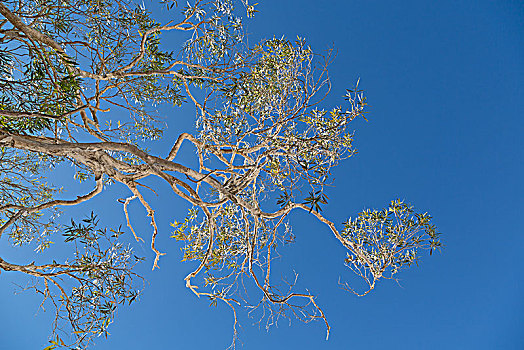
0 0 441 348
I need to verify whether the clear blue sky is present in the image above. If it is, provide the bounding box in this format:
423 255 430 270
1 0 523 349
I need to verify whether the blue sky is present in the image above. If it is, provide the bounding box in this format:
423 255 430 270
1 0 523 349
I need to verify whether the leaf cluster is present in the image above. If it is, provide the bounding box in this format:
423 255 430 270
341 199 441 294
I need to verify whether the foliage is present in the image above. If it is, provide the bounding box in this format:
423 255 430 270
0 147 60 251
1 213 142 348
341 200 441 295
0 0 441 348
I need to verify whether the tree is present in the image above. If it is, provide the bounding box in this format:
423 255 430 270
0 0 442 348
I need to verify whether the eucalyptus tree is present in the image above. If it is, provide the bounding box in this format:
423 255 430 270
0 0 441 348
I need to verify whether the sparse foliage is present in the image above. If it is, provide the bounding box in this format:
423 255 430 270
0 0 441 348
